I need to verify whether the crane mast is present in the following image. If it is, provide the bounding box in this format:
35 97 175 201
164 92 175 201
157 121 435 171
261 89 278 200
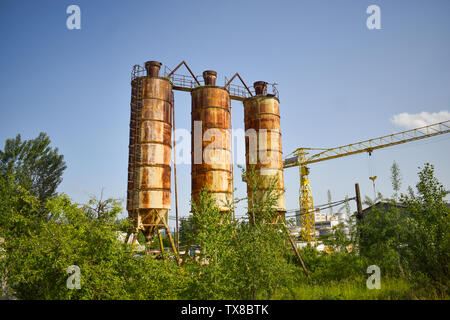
297 150 315 242
284 120 450 242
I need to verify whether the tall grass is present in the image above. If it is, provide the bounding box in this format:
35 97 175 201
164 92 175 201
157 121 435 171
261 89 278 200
273 277 448 300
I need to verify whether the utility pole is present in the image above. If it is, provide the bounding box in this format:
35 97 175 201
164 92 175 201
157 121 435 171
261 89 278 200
355 183 363 220
355 183 363 255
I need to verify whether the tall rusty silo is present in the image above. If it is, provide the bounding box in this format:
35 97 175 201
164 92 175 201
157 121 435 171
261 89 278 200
127 61 175 245
191 70 232 212
243 81 286 219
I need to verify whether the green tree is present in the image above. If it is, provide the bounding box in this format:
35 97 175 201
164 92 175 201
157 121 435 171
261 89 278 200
358 203 407 275
400 163 449 293
228 221 297 299
183 190 236 299
82 192 122 222
242 166 281 225
226 167 298 299
178 216 194 246
355 162 449 294
0 133 66 203
0 181 186 300
391 161 402 200
183 167 299 300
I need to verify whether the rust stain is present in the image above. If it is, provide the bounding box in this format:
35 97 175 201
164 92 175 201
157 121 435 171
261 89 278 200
191 77 232 212
244 86 286 214
127 62 173 236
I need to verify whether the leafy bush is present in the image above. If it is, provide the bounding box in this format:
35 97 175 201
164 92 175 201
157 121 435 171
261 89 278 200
399 163 449 294
0 177 186 299
2 132 448 299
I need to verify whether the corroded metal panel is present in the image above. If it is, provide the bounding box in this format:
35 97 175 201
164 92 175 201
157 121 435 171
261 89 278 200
244 82 286 214
191 74 232 212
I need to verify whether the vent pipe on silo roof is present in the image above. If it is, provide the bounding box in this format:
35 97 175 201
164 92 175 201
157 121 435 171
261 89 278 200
203 70 217 86
145 61 162 78
254 81 268 95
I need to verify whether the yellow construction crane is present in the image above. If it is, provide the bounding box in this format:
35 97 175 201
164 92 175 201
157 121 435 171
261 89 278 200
283 120 450 242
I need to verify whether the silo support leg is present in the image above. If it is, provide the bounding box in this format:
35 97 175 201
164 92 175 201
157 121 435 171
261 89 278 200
163 224 181 266
157 229 165 260
155 209 181 265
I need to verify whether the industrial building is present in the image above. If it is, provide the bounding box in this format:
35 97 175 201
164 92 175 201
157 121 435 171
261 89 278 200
124 59 450 254
292 210 340 237
126 60 286 253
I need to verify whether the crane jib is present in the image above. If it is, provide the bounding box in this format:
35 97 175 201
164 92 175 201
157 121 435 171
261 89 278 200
282 119 450 242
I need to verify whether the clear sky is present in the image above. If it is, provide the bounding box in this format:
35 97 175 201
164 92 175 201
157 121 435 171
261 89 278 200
1 0 450 226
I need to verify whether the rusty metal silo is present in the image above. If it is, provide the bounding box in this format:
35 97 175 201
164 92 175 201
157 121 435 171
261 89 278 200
127 61 175 245
191 70 232 212
243 81 286 218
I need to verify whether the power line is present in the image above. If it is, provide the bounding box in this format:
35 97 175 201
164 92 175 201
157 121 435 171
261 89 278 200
285 197 355 213
167 196 356 220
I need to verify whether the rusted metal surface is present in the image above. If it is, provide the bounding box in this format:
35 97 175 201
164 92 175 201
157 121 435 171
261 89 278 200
253 81 267 95
244 81 286 215
191 71 232 212
127 61 173 240
145 61 162 78
202 70 217 86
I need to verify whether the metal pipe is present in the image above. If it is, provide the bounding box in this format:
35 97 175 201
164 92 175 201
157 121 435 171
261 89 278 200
172 93 179 252
229 99 235 220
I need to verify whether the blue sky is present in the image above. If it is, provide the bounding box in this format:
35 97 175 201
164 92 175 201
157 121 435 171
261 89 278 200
1 0 449 226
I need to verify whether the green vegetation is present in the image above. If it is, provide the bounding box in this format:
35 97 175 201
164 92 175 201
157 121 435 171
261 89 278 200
1 133 449 299
275 277 430 300
0 132 66 204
